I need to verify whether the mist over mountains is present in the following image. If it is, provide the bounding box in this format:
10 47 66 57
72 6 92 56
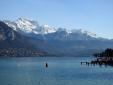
0 18 113 56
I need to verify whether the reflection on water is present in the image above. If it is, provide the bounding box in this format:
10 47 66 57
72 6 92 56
0 57 113 85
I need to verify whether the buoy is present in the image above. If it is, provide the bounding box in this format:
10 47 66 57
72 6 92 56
45 62 48 68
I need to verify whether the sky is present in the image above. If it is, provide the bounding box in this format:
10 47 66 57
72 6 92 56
0 0 113 39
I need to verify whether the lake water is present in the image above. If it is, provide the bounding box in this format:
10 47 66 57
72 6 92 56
0 57 113 85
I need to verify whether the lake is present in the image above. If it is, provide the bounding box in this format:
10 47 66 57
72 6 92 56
0 57 113 85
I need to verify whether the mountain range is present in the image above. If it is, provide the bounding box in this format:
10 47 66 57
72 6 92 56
0 18 113 57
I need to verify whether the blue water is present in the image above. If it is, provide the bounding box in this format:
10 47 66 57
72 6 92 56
0 57 113 85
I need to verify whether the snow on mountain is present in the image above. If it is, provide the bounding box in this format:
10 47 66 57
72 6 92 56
4 18 56 35
15 18 37 33
40 24 56 34
70 29 97 38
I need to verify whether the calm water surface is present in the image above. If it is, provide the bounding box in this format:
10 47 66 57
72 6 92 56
0 57 113 85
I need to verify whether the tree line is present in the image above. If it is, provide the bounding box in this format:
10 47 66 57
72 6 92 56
93 48 113 58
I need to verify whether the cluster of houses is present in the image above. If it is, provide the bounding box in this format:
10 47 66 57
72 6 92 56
0 48 45 57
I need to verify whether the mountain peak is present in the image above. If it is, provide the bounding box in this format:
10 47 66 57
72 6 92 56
43 24 50 28
17 17 32 22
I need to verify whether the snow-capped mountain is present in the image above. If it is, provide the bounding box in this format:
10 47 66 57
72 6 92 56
4 18 56 35
3 18 101 41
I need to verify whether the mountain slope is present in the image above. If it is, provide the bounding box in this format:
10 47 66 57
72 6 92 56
0 21 46 57
0 21 33 48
